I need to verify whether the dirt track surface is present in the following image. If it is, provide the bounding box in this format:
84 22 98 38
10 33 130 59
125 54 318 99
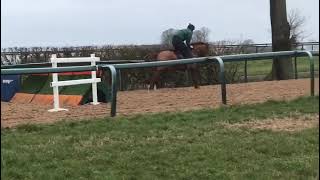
1 78 319 128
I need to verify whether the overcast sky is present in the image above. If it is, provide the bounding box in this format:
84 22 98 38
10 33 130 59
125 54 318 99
1 0 319 48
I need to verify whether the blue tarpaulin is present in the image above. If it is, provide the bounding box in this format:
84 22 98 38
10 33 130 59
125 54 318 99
1 75 21 102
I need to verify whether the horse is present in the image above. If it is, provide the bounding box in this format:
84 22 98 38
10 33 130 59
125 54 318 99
146 42 209 90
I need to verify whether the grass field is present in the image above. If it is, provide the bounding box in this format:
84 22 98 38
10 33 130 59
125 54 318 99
236 56 319 76
1 96 319 179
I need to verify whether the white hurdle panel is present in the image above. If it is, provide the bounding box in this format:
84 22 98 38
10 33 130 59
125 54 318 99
48 54 101 112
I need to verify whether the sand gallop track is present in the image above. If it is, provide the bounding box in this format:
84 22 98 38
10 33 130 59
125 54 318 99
1 78 319 128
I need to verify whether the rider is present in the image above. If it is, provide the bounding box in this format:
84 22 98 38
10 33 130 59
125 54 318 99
171 23 195 59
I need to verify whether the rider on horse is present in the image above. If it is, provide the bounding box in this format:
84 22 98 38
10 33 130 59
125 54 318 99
171 23 195 59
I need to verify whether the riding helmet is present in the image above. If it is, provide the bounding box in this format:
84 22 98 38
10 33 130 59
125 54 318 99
187 23 195 31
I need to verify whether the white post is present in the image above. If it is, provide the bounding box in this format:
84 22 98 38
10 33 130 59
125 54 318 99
48 54 68 112
91 54 99 105
48 54 100 111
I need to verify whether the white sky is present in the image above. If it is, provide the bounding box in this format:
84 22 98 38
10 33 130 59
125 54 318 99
1 0 319 48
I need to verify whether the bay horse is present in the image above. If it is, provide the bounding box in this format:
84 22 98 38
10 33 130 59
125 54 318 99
146 42 209 90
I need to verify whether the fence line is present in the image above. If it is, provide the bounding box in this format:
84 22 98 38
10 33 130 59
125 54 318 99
1 50 319 117
102 50 318 117
2 42 318 63
2 42 318 54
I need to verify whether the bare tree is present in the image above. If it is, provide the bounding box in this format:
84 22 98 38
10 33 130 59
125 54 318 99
288 9 308 44
161 27 211 47
160 28 176 47
270 0 293 80
192 27 211 43
240 39 254 45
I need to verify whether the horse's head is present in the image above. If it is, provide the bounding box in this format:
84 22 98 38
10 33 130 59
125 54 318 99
191 42 209 57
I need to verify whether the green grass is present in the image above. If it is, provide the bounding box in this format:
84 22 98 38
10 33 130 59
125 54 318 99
1 96 319 180
234 56 319 76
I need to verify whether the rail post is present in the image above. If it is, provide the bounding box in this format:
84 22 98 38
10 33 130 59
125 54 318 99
294 56 298 79
209 56 227 105
91 54 99 105
48 54 67 112
244 60 248 82
102 65 118 117
302 51 315 96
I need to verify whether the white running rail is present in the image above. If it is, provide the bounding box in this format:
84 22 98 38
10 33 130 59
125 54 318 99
48 54 101 112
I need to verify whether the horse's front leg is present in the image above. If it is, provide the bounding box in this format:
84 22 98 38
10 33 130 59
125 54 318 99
188 64 200 89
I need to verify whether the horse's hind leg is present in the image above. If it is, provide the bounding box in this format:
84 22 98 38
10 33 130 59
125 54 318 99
149 69 162 90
